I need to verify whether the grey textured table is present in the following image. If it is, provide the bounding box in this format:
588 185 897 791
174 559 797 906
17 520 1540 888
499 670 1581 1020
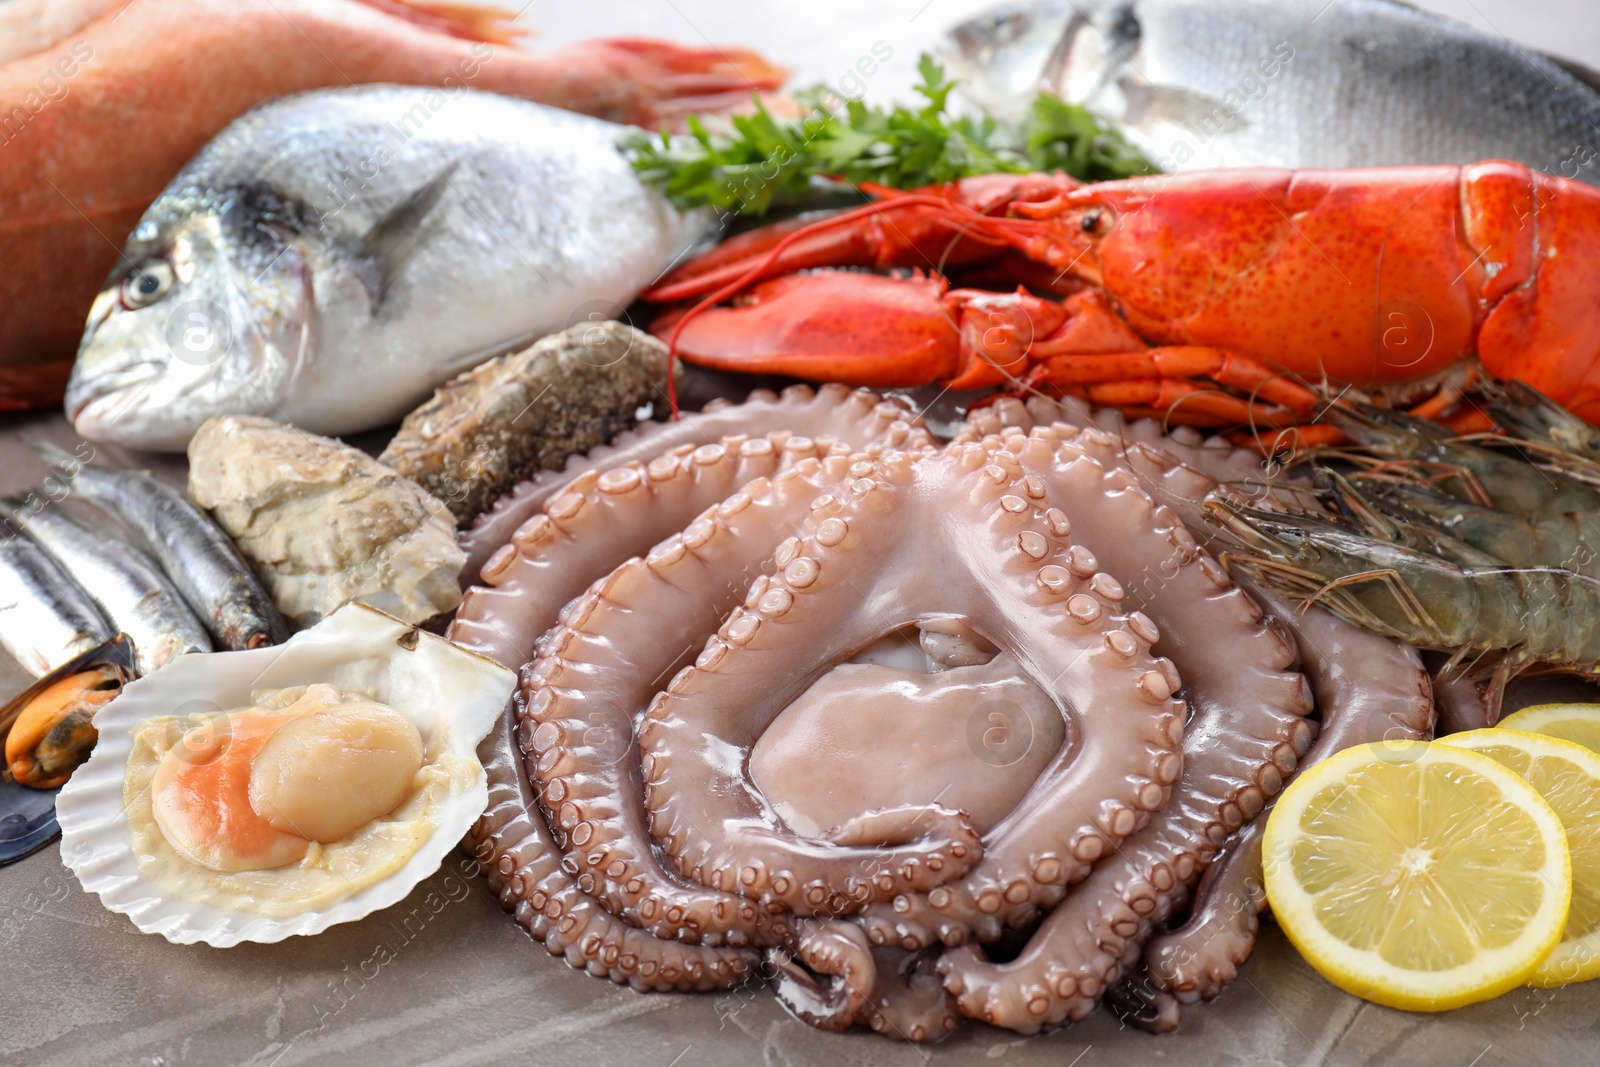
5 2 1600 1064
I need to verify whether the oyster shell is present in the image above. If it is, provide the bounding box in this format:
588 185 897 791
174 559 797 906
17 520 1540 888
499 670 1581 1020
378 321 678 524
56 603 514 946
187 416 465 628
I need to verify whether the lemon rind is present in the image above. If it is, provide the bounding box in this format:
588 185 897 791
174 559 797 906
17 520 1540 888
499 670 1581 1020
1498 704 1600 756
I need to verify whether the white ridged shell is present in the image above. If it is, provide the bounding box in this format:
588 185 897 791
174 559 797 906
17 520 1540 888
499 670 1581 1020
56 603 514 946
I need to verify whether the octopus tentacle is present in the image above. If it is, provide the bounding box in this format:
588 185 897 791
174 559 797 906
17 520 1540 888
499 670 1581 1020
1139 828 1263 1007
520 454 881 946
768 919 876 1032
465 706 756 992
777 928 963 1042
460 384 917 582
455 432 846 669
861 944 962 1042
641 442 1183 919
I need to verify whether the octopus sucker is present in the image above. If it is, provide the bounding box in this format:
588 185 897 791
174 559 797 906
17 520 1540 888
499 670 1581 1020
457 383 920 584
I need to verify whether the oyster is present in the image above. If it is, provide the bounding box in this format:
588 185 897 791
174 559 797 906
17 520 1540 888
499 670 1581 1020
378 321 679 524
187 416 465 629
56 603 514 946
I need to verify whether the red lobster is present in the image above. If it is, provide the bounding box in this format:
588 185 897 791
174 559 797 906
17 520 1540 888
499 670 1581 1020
643 163 1600 443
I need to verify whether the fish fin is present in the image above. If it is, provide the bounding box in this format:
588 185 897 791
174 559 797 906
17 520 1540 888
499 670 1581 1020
1116 76 1248 136
349 1 529 46
360 160 462 308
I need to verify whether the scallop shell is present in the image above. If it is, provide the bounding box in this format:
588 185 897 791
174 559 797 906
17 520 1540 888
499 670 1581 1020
56 603 514 946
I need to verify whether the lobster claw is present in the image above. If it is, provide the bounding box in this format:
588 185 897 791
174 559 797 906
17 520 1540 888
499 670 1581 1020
652 270 967 387
651 270 1075 390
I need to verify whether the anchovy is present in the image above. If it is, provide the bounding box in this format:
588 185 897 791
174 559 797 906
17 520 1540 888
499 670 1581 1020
61 460 288 650
7 505 211 674
0 530 112 677
65 85 712 451
944 0 1600 183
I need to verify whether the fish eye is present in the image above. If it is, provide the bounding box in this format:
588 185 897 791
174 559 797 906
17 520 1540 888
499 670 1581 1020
121 258 175 310
1109 4 1142 46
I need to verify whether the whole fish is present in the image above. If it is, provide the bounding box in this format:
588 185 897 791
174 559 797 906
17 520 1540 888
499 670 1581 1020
944 0 1600 181
65 86 715 450
59 459 288 650
8 505 211 674
0 530 112 677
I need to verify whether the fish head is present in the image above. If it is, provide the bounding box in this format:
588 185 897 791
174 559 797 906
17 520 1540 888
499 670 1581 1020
65 185 316 451
943 1 1142 120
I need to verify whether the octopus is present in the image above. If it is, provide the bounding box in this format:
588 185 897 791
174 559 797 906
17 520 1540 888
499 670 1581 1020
444 383 1435 1039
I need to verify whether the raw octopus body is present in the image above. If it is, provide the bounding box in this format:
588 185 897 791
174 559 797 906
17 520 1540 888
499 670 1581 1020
445 384 1434 1038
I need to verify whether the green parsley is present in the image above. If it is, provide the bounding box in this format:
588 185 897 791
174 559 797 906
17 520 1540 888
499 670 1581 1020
622 54 1157 217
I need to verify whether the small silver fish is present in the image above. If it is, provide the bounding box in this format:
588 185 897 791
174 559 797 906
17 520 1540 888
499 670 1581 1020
65 86 712 451
0 530 112 677
945 0 1600 181
60 458 288 650
8 505 211 674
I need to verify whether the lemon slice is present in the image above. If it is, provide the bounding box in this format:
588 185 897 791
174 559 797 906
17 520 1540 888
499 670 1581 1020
1440 728 1600 987
1498 703 1600 756
1263 739 1570 1011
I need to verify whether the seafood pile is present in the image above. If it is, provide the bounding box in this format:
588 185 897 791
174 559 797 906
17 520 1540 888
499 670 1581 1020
12 0 1600 1052
444 384 1432 1036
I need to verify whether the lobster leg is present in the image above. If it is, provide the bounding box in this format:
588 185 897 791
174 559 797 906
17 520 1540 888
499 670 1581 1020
1028 346 1325 431
1072 379 1294 428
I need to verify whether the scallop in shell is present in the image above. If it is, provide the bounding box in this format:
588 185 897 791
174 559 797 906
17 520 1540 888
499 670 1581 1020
55 603 513 946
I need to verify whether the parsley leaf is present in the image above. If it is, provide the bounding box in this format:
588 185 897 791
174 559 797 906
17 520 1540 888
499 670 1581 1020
621 54 1156 217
